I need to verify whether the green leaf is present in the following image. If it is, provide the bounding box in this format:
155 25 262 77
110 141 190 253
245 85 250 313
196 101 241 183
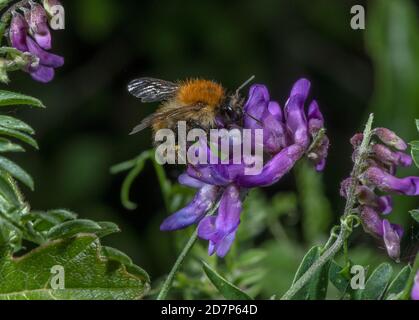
411 141 419 168
95 221 121 238
416 119 419 132
0 138 25 153
0 90 45 108
329 261 350 294
0 234 150 300
410 210 419 223
203 261 252 300
0 127 38 149
46 219 103 240
290 246 330 300
0 156 34 190
385 266 411 299
361 263 393 300
0 116 35 134
0 173 21 208
102 246 133 266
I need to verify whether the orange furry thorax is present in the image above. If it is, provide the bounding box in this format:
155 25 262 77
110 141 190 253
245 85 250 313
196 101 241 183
176 79 225 108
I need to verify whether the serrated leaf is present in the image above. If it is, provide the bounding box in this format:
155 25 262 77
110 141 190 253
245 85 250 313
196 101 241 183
0 127 38 149
0 90 45 108
102 246 133 266
46 219 103 240
0 234 150 300
203 261 252 300
361 263 393 300
23 209 78 232
290 246 330 300
0 156 34 190
410 210 419 223
95 222 121 238
385 266 411 299
0 116 34 134
0 138 25 153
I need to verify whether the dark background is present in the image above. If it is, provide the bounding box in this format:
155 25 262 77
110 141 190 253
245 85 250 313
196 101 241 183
5 0 419 297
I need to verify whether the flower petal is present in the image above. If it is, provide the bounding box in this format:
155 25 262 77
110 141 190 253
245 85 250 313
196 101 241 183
285 95 309 148
29 65 54 83
178 173 206 189
198 184 242 257
290 78 311 99
160 185 219 231
237 144 305 188
26 36 64 68
307 100 324 135
243 84 270 129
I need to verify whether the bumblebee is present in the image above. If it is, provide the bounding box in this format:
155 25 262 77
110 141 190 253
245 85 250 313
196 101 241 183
127 76 255 136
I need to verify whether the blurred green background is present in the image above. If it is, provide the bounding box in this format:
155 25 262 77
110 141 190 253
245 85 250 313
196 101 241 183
5 0 419 298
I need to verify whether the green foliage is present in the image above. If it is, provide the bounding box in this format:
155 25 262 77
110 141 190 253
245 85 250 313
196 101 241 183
0 90 150 300
360 263 393 300
295 161 333 243
289 246 330 300
385 266 411 300
0 234 149 300
410 210 419 223
202 261 252 300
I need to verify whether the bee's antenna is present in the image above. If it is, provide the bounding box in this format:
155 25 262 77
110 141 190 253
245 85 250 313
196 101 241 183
236 75 256 95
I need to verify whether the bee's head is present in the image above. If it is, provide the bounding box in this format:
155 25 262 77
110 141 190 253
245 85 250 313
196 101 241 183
221 94 244 123
220 75 255 125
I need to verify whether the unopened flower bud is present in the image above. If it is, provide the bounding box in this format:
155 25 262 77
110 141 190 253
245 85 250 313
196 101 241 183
359 206 383 238
373 128 408 151
25 0 51 49
371 144 412 167
361 166 419 196
9 12 29 51
382 219 402 262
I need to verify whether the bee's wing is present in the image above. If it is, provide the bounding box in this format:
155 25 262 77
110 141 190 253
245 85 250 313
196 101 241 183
128 77 179 103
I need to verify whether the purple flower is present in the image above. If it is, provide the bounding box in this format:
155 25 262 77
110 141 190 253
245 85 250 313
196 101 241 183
198 184 242 257
160 183 220 231
341 128 416 261
159 79 329 257
8 4 64 83
412 272 419 300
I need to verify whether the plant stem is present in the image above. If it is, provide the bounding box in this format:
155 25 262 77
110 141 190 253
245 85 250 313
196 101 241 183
280 114 375 300
156 201 220 300
156 230 199 300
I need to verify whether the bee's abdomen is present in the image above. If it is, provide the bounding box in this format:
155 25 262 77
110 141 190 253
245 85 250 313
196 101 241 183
177 79 225 109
